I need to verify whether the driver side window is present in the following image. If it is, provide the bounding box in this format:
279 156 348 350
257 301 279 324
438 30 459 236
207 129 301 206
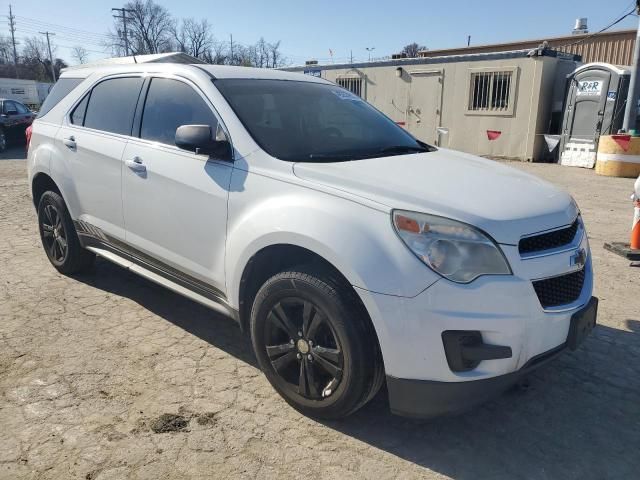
140 77 219 146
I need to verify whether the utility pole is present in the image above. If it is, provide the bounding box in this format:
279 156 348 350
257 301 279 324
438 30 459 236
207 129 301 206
39 31 56 82
112 7 133 56
350 50 353 64
467 35 471 47
229 34 234 65
8 5 19 78
622 0 640 133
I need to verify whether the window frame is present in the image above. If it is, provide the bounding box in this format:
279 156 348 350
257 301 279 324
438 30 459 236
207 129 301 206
465 66 518 117
64 73 146 139
131 74 233 160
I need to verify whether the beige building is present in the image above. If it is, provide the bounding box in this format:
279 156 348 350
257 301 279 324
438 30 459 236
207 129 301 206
286 49 579 161
418 29 636 66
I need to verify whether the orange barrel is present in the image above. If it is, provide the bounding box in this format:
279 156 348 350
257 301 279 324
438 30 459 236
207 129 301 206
595 135 640 178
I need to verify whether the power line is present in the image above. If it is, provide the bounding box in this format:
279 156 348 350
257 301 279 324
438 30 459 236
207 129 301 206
15 27 107 47
13 15 112 39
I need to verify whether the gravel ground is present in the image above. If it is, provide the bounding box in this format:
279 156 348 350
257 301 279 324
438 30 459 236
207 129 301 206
1 147 639 479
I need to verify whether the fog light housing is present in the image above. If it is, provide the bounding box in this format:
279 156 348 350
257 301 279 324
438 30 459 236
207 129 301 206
442 331 513 372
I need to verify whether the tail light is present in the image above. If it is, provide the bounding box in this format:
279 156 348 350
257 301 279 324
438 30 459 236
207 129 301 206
25 125 32 155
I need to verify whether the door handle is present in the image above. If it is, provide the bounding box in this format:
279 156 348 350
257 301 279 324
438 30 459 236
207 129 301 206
63 136 76 149
125 157 146 174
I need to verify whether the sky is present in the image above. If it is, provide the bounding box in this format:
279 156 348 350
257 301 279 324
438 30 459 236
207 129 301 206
2 0 639 66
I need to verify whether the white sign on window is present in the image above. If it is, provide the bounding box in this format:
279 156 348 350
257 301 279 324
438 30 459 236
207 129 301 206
576 80 603 97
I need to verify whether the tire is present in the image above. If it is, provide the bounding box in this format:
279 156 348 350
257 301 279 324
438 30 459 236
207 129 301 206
0 128 6 152
37 191 95 274
250 265 383 419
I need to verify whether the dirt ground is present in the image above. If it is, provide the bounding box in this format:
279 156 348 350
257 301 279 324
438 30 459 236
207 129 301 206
1 146 639 479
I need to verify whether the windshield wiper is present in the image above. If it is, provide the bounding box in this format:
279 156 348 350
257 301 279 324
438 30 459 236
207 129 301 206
377 145 429 156
307 152 371 162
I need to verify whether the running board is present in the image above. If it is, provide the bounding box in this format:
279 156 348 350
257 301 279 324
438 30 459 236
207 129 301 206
86 246 239 322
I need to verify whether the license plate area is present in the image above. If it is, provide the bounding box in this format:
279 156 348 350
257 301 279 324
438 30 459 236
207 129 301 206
568 297 598 350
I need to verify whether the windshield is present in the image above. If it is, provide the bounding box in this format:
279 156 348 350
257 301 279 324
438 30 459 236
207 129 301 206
214 78 433 162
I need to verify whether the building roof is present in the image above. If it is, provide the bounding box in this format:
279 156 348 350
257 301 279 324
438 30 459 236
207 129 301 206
417 28 635 66
285 48 580 72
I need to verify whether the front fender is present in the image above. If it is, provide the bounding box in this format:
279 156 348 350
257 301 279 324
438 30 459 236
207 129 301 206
225 174 439 309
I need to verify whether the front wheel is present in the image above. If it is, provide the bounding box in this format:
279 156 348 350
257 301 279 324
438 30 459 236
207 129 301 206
250 266 383 419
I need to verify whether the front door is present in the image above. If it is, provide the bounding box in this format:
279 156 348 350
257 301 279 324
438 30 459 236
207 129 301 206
407 71 442 144
122 76 232 295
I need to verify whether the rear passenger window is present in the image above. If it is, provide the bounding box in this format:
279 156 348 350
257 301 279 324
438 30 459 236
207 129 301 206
140 78 218 146
37 78 83 118
70 94 89 125
84 77 143 136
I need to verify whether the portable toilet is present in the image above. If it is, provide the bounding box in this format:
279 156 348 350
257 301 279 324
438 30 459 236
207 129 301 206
559 63 630 168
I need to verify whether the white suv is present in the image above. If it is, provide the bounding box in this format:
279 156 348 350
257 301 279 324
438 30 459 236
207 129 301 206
27 63 597 419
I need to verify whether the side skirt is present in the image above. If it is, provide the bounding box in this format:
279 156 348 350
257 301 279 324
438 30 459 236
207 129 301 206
75 222 239 323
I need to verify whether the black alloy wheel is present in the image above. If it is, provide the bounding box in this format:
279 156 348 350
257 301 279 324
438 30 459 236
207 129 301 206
251 267 383 419
264 297 344 400
37 191 95 274
40 202 68 265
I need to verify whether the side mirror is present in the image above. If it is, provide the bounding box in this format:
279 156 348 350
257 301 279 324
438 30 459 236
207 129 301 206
175 124 232 160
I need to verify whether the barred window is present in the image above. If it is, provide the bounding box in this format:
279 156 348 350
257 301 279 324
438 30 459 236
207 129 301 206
336 77 363 97
469 71 512 112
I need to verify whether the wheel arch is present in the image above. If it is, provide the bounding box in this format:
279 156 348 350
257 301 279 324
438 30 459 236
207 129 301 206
237 243 362 331
31 172 62 209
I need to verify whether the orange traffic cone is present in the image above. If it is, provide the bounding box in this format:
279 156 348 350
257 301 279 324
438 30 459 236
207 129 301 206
632 200 640 250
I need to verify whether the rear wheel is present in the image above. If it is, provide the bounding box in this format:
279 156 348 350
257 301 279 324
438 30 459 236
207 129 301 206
250 266 383 419
37 191 95 274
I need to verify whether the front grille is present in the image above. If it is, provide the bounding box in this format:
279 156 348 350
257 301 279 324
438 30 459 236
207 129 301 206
519 218 580 255
532 268 585 308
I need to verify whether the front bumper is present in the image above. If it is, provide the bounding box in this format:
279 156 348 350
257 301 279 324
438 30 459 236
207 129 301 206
386 341 566 418
354 231 595 417
383 293 597 418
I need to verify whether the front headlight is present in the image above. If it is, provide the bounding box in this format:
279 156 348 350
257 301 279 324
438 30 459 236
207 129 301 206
392 210 511 283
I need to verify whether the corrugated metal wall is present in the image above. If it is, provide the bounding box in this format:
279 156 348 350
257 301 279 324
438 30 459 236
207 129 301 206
419 30 636 67
550 31 635 65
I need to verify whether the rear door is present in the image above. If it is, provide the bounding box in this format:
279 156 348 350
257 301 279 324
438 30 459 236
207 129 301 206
121 76 232 295
55 76 144 241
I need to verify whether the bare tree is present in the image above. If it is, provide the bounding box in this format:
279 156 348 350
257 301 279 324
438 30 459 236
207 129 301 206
401 42 426 58
267 40 286 68
0 35 14 64
203 39 228 64
71 46 89 64
171 18 213 59
21 36 66 81
107 0 174 55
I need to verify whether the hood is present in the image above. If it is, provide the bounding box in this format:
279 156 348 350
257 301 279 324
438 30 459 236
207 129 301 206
293 149 577 245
